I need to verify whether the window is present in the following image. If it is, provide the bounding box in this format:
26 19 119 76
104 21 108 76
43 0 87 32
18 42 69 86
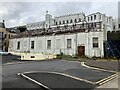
119 24 120 28
17 42 20 50
93 37 98 48
74 19 77 23
67 20 69 23
99 15 101 20
88 17 89 21
113 25 115 29
9 35 11 38
94 15 96 20
56 22 57 25
78 18 81 22
56 39 61 49
59 21 61 25
63 20 65 24
70 19 73 23
107 19 108 23
67 39 72 49
91 16 93 21
47 40 51 49
4 34 7 38
31 41 34 49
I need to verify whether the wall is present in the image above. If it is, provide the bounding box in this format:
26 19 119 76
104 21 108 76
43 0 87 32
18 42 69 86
9 31 104 58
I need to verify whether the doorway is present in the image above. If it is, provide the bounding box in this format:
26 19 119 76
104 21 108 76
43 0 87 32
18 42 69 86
77 46 85 57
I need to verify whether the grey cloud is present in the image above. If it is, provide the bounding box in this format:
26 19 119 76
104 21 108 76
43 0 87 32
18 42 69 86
0 2 118 28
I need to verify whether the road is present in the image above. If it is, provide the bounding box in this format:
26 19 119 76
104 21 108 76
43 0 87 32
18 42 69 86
1 55 117 89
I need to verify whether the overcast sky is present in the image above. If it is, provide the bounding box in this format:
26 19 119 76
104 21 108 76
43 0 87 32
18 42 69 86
0 1 118 28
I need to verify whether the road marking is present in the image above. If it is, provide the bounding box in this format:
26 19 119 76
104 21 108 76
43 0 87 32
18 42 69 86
17 60 118 86
17 73 52 90
3 61 37 66
20 71 96 85
80 62 118 85
61 60 118 85
97 74 118 85
81 62 116 73
3 62 26 65
3 59 57 66
61 60 117 73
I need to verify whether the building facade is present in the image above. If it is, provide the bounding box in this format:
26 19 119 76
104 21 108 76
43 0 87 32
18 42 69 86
9 21 105 58
0 21 17 51
26 11 116 32
8 11 120 58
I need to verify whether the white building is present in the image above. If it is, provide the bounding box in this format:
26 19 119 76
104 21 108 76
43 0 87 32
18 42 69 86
9 21 105 58
113 18 120 31
26 11 114 32
9 11 119 58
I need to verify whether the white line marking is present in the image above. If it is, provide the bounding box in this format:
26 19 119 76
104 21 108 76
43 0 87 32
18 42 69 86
18 73 52 90
22 71 96 85
81 62 116 73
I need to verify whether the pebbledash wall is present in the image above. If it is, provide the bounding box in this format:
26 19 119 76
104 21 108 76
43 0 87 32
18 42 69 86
9 31 104 58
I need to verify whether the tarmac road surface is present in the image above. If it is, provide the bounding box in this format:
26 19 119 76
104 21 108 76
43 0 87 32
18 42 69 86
1 55 116 89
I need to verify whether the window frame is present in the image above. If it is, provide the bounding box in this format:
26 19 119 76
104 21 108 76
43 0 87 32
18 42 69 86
67 39 72 49
31 41 34 49
47 40 51 49
93 37 99 48
17 41 20 50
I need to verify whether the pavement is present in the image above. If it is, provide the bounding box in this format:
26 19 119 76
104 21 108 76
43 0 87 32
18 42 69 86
86 60 119 89
86 60 119 71
1 55 119 89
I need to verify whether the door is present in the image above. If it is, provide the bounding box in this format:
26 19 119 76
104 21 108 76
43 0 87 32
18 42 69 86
77 46 85 57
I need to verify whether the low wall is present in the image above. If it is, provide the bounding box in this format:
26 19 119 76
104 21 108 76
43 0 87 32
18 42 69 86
9 52 57 60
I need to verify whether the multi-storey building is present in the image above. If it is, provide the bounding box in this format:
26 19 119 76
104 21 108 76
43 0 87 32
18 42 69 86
8 12 120 58
0 20 17 51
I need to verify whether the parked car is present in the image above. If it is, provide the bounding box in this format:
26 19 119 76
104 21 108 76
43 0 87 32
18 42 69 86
0 50 11 55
